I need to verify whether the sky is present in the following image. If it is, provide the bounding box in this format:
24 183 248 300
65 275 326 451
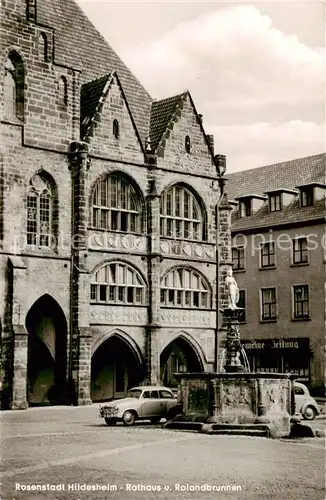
76 0 325 173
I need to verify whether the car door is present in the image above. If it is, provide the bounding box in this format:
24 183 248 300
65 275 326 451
139 390 161 417
294 384 305 413
159 389 175 416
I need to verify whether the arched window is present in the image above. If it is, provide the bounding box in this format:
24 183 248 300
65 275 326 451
161 267 210 309
113 119 120 139
38 33 48 62
4 52 24 120
160 185 204 240
58 76 67 105
92 174 142 233
27 174 53 247
90 262 146 305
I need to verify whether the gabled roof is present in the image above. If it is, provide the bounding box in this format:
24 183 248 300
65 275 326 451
37 0 152 144
149 91 217 165
149 93 185 151
226 153 326 201
80 72 145 153
81 74 111 138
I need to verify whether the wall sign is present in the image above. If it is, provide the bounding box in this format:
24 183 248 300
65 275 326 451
242 338 309 351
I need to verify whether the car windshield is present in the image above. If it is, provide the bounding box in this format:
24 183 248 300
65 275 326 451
125 389 142 399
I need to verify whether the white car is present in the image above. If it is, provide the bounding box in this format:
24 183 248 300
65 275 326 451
294 382 321 420
99 386 180 426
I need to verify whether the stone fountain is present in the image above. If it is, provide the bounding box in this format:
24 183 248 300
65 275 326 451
165 269 296 438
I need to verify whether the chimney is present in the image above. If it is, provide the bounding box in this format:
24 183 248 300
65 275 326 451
206 134 214 155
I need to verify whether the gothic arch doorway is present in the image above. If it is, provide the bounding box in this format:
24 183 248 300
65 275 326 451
26 295 68 405
91 334 143 402
160 335 204 388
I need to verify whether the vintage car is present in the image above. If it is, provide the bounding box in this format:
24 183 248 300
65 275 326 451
99 386 181 426
294 381 321 420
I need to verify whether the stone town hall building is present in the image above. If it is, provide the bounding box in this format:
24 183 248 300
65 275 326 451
0 0 233 409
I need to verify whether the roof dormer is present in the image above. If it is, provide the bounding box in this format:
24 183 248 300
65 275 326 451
235 194 267 217
296 182 326 207
263 188 298 212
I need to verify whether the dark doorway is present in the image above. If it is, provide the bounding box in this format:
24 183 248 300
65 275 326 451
91 335 142 402
26 295 68 405
160 336 203 388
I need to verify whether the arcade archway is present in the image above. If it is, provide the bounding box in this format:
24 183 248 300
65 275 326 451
26 295 68 405
160 336 204 388
91 334 143 402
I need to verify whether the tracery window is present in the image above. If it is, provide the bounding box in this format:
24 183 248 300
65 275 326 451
160 185 203 240
90 262 146 305
92 175 142 233
160 267 210 309
27 175 53 246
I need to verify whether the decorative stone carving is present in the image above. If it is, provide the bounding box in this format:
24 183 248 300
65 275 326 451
90 306 147 325
88 232 146 253
159 239 215 260
160 310 214 327
222 385 251 407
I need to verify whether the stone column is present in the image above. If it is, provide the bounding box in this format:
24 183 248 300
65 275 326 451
145 171 161 385
11 325 28 409
217 193 233 367
69 141 92 405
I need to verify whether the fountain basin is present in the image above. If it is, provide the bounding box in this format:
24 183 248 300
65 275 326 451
169 372 295 438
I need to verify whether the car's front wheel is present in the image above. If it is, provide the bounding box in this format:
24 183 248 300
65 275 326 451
104 418 117 426
122 410 136 426
302 406 317 420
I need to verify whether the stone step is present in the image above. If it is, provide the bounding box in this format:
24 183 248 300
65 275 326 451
208 429 269 437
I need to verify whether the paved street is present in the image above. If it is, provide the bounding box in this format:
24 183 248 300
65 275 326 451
1 405 325 500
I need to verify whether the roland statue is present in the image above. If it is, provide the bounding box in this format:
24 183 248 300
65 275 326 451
225 268 239 310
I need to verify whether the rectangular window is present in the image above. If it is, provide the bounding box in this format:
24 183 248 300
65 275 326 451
120 212 128 232
193 291 199 308
301 188 313 207
237 290 246 322
160 289 166 304
168 289 175 305
232 246 245 270
109 285 115 302
293 285 309 319
111 211 118 231
118 286 125 302
261 242 275 268
269 194 281 212
239 199 251 217
293 237 308 264
99 285 107 302
261 288 277 320
90 284 97 301
127 287 134 304
135 288 143 304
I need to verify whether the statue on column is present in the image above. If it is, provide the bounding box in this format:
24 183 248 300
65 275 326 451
225 268 239 310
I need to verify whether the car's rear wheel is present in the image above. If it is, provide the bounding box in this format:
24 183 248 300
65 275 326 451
104 418 117 426
150 417 161 425
302 406 317 420
122 410 136 426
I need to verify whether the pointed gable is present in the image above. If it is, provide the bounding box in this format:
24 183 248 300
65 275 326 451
149 91 217 177
82 72 144 162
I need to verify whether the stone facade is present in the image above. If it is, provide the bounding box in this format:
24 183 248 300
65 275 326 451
0 0 229 408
